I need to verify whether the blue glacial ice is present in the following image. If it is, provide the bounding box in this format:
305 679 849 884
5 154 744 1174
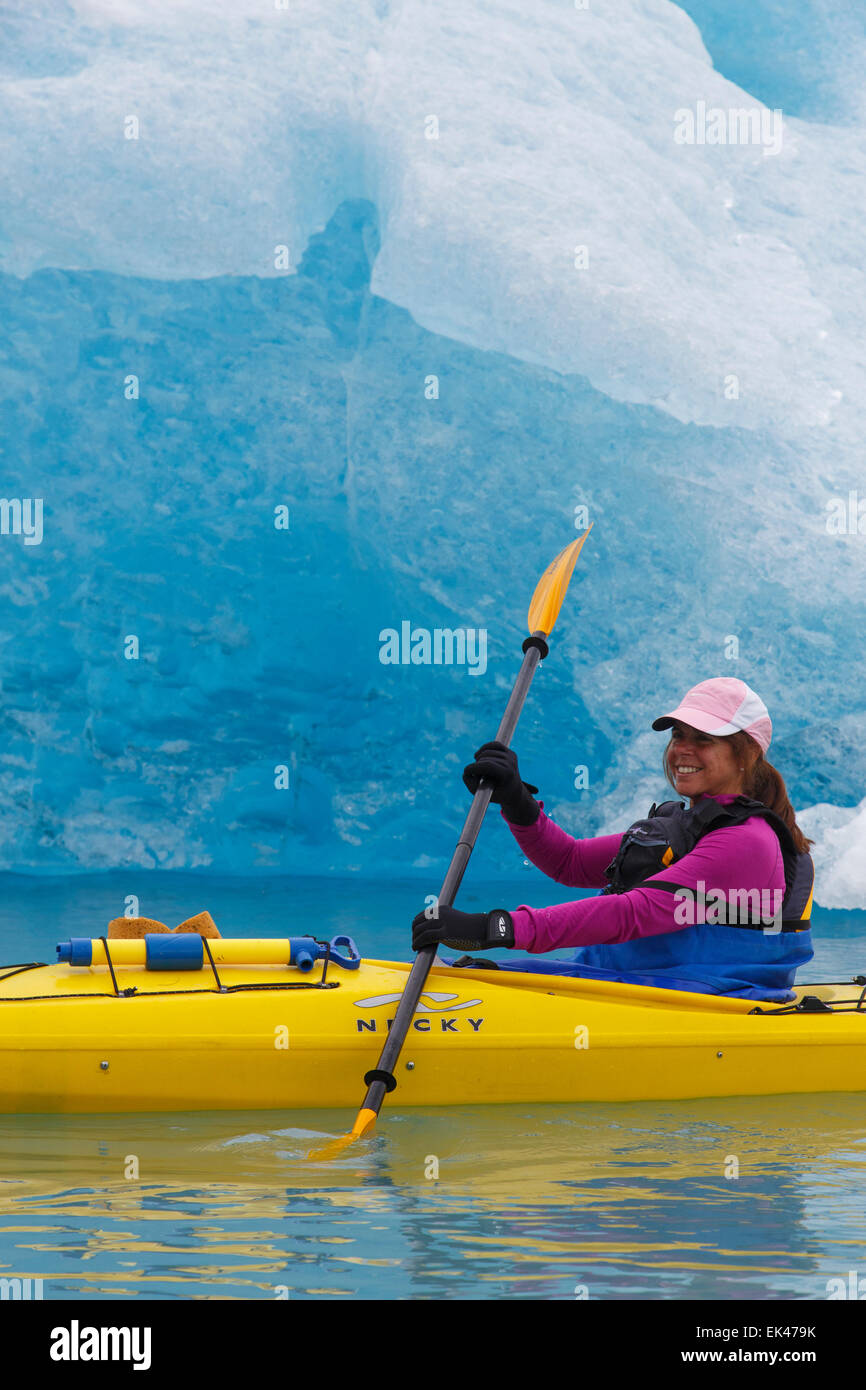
0 0 864 904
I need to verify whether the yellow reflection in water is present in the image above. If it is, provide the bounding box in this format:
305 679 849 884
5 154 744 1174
0 1092 862 1297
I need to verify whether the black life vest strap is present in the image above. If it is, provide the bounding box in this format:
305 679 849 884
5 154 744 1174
640 877 808 931
711 797 799 882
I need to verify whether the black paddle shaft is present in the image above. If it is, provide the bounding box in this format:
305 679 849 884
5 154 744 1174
360 633 549 1118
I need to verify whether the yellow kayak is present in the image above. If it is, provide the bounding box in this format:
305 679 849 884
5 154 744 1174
1 936 864 1114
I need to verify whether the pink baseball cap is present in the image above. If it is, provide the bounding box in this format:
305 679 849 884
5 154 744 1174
652 678 772 753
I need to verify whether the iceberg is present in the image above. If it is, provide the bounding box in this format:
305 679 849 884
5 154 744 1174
0 0 862 901
798 799 866 911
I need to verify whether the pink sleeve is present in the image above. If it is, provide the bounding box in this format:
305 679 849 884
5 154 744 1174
502 803 623 888
510 819 784 953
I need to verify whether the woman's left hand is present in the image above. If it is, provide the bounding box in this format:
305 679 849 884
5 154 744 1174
412 904 514 951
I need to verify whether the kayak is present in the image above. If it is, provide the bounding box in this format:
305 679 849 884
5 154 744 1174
1 935 864 1114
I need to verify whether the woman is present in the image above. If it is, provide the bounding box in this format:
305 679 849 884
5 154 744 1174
412 678 815 1001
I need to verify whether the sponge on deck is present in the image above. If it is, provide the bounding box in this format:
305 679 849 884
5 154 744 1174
107 911 222 939
107 916 169 939
174 911 221 939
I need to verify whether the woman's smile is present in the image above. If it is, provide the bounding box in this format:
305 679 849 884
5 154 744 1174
669 723 744 800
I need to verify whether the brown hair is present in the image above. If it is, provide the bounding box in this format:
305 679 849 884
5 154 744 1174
663 730 813 855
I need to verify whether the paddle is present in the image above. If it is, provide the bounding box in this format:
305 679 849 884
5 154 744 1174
309 529 592 1159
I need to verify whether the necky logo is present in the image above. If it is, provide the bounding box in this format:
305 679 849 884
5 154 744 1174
49 1320 151 1370
495 914 507 938
354 991 482 1012
354 990 486 1035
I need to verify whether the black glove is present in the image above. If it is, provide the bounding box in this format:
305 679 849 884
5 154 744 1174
462 741 540 826
412 904 515 951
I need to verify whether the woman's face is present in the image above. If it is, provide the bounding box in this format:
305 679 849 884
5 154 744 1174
667 722 744 801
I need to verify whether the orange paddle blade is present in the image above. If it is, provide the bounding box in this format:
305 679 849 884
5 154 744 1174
306 1108 378 1161
526 526 592 637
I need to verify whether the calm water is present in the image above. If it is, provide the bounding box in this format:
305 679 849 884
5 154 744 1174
1 872 865 1301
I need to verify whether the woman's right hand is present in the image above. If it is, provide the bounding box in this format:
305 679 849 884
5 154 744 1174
462 741 540 826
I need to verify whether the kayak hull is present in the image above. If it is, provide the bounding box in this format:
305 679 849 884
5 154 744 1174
1 954 865 1114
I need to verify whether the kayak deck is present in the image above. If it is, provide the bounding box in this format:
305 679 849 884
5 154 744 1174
0 950 865 1114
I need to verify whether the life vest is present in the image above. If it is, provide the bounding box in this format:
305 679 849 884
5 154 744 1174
570 795 814 1000
458 796 815 1002
601 795 814 932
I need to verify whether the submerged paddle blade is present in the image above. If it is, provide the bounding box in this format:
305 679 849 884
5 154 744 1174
526 526 593 637
307 1107 378 1161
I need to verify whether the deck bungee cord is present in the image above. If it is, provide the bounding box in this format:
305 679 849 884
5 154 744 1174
3 945 865 1013
0 932 362 1000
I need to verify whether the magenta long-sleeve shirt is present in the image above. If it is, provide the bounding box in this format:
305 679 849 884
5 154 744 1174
504 794 785 953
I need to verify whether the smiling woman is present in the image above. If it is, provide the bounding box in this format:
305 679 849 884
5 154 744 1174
665 723 813 855
413 678 816 1003
655 678 813 857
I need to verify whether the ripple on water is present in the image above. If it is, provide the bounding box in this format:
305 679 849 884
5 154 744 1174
0 1095 864 1298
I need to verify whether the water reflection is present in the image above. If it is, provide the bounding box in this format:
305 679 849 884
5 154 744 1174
1 1094 864 1299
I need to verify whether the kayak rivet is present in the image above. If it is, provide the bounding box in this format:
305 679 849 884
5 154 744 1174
406 1061 415 1070
99 1061 109 1071
716 1051 723 1059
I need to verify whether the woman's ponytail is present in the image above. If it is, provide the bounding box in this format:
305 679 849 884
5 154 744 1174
735 738 813 855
